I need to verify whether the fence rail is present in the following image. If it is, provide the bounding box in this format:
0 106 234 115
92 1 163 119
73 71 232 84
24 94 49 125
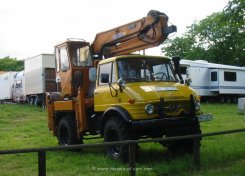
1 128 245 176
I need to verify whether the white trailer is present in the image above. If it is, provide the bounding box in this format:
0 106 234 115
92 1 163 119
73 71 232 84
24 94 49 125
24 54 56 106
0 71 17 103
180 59 245 102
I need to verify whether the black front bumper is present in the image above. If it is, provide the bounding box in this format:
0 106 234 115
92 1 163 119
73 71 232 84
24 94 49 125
132 116 199 131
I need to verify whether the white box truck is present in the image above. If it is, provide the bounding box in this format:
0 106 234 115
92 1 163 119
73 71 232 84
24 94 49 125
0 71 17 103
24 54 56 106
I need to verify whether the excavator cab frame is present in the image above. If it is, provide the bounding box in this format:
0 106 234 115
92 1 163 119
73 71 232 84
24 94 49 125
54 39 93 98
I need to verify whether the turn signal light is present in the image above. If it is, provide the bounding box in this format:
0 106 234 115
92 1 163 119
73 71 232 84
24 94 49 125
128 99 135 104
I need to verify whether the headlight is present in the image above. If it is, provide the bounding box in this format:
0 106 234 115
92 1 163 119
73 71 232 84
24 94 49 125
145 104 154 114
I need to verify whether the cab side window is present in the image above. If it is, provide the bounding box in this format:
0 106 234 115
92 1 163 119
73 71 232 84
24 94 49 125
60 46 70 71
98 62 116 85
55 47 60 72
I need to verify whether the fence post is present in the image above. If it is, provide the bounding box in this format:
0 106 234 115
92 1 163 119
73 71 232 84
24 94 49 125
193 138 200 169
38 150 46 176
129 143 136 176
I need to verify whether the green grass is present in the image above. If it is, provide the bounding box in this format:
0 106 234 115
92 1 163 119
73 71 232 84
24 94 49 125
0 103 245 175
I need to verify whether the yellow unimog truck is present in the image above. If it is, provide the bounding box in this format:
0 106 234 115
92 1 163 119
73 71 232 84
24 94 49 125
46 10 211 161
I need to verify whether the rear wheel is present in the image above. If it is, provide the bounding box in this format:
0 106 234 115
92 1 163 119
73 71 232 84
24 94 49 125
104 116 132 161
57 117 81 145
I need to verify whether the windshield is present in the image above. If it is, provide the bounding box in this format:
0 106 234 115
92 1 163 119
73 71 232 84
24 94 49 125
117 57 176 82
69 45 93 67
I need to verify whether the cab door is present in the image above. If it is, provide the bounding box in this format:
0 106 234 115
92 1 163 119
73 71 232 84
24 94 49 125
55 45 73 96
94 61 117 112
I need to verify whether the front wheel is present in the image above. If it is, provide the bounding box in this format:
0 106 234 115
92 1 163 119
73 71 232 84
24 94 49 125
162 123 201 154
104 116 132 161
57 117 81 145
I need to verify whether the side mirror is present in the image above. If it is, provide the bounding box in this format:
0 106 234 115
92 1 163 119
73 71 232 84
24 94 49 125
117 78 125 92
185 77 192 86
101 73 109 83
118 78 125 87
185 69 191 86
172 56 184 84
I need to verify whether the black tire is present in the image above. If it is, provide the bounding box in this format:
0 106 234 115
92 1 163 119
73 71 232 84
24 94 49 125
29 97 34 105
232 96 238 103
226 96 231 104
57 117 81 145
219 96 225 103
163 123 201 154
104 116 132 161
33 97 39 106
26 97 30 104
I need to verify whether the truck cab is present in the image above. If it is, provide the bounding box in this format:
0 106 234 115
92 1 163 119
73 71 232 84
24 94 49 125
92 55 202 160
95 55 201 119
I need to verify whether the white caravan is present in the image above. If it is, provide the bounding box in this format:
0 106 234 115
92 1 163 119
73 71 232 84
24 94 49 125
180 59 245 102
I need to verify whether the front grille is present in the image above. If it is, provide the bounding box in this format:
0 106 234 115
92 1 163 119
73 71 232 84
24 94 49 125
155 98 191 117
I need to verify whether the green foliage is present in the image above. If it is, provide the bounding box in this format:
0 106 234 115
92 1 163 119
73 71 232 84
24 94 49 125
162 0 245 66
0 56 24 71
0 104 245 175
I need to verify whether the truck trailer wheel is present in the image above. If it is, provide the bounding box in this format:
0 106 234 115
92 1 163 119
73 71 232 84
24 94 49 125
104 116 131 161
33 97 39 106
57 117 80 145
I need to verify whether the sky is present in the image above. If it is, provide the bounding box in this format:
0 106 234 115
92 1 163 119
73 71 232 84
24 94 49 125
0 0 229 59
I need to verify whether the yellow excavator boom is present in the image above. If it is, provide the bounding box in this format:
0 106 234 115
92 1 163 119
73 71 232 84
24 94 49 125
91 10 176 58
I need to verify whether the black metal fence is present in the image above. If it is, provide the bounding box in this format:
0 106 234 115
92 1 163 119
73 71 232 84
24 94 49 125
1 128 245 176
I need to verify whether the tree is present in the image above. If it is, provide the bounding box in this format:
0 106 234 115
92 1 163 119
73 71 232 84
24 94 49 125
0 57 24 71
162 0 245 66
